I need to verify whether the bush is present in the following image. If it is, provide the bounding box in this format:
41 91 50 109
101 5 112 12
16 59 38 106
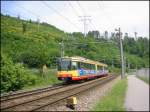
108 67 121 74
0 53 37 93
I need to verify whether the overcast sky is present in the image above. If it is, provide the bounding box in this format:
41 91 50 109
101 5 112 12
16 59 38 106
1 1 149 38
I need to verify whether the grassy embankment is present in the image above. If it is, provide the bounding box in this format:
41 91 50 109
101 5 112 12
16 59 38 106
22 69 62 91
136 75 149 84
92 78 127 111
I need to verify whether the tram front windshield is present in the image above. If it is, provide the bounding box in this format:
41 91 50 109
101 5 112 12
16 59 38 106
58 59 71 71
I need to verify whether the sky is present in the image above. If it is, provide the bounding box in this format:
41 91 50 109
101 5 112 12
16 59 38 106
1 1 149 38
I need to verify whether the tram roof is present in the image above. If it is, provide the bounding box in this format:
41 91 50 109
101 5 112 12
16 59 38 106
62 56 108 67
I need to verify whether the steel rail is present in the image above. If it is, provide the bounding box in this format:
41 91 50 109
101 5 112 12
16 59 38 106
1 74 117 111
1 83 64 102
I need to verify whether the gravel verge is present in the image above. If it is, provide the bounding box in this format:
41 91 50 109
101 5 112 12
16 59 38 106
38 76 120 111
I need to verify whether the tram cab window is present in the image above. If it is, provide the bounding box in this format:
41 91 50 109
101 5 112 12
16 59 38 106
57 59 71 71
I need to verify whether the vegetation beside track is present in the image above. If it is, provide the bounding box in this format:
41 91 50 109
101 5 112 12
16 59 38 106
1 53 61 93
23 69 62 91
136 75 149 84
1 14 149 93
92 78 127 111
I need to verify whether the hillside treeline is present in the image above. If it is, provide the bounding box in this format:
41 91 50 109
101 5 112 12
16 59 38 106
1 14 149 92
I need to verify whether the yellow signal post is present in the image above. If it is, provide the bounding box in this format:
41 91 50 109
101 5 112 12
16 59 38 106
66 97 77 110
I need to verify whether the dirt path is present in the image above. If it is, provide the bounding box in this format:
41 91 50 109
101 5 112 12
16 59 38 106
125 75 149 111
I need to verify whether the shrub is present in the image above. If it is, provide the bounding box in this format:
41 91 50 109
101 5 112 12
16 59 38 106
0 53 37 93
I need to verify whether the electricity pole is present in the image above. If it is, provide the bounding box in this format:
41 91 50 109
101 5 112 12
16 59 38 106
115 27 125 79
127 59 130 72
124 56 126 74
112 59 114 68
79 16 91 37
134 32 137 40
37 18 40 32
59 36 64 58
61 42 64 58
128 61 130 69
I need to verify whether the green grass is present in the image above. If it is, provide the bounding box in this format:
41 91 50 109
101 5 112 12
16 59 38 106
137 75 149 84
92 78 128 111
22 69 62 91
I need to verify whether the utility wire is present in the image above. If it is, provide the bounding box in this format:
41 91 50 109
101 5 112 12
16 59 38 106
15 3 80 33
17 5 41 19
2 9 21 18
68 1 80 17
89 20 97 31
76 1 86 15
76 1 97 33
42 1 80 31
78 2 98 31
64 41 118 46
68 1 93 32
97 1 115 28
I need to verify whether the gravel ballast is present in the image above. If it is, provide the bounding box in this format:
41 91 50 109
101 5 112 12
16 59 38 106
39 76 120 111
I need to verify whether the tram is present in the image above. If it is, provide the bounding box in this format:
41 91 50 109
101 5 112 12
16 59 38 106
57 56 108 81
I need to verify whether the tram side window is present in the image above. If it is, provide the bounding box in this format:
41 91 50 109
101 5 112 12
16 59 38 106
85 63 89 69
77 62 81 69
86 63 93 70
81 63 87 69
72 61 78 70
79 62 88 70
97 66 103 71
80 62 84 69
91 64 95 70
103 67 108 71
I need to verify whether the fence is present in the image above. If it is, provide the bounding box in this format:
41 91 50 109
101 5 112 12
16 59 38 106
135 68 149 78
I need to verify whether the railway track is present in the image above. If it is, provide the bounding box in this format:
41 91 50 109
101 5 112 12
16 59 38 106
0 83 72 110
1 74 118 111
1 83 64 101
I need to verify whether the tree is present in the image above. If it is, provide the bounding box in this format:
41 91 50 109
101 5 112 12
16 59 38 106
22 22 27 34
17 14 20 20
29 19 32 23
104 30 108 40
124 33 128 38
87 30 100 38
1 53 37 93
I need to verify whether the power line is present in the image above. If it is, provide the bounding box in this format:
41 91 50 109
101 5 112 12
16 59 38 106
79 16 91 37
68 1 96 29
97 1 115 29
42 1 80 31
89 20 97 31
15 5 44 32
76 1 96 32
2 9 21 18
68 2 94 33
63 41 118 47
61 40 120 58
68 1 80 17
68 2 96 33
17 5 41 19
76 1 86 15
16 3 81 32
